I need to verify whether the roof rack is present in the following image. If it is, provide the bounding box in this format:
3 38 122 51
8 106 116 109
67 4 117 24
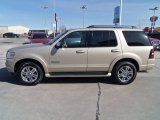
87 25 138 29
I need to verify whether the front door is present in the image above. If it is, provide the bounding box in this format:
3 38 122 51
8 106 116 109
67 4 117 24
49 31 88 72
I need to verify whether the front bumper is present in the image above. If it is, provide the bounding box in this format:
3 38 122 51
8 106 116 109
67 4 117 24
5 59 15 73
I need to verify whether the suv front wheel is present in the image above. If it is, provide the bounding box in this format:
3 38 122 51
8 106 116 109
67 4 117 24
112 62 137 85
17 62 44 85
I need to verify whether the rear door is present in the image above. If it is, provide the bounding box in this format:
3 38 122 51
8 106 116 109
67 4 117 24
122 31 153 68
87 30 122 72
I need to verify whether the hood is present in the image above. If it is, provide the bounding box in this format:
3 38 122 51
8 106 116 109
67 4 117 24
9 43 49 51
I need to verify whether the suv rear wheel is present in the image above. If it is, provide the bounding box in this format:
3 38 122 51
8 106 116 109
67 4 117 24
112 62 137 85
17 62 44 85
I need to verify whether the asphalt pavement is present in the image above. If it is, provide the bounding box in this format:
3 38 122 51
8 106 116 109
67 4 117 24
0 38 160 120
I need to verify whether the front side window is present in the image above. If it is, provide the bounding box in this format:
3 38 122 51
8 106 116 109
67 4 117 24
123 31 151 46
88 31 117 47
61 31 86 48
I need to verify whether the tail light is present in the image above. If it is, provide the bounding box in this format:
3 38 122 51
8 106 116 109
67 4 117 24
149 49 154 59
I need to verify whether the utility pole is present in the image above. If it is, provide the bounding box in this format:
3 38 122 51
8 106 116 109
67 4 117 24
149 7 158 33
42 6 48 33
80 5 87 28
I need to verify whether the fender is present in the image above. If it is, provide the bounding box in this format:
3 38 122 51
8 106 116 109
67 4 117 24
13 53 49 74
108 53 142 73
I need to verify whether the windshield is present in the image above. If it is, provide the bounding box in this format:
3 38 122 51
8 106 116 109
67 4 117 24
33 34 47 39
48 31 68 44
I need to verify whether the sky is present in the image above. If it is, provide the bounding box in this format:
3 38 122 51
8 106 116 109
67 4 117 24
0 0 160 29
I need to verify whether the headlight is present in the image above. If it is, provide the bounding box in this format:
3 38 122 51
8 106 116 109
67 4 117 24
6 51 15 59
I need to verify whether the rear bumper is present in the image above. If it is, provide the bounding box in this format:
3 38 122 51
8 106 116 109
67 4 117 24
139 59 155 71
147 59 155 70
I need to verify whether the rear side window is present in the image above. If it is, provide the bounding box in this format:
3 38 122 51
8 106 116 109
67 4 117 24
123 31 151 46
88 31 117 47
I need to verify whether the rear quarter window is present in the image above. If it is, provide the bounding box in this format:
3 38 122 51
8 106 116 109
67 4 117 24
123 31 151 46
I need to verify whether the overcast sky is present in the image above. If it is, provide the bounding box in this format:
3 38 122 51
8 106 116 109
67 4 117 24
0 0 160 29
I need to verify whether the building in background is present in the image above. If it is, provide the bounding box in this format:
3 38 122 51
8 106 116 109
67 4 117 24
0 26 8 37
8 26 29 34
0 26 29 37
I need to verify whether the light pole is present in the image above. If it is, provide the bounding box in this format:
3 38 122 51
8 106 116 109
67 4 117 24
149 7 158 33
119 0 123 25
80 5 87 28
53 0 56 17
42 6 48 33
53 0 57 35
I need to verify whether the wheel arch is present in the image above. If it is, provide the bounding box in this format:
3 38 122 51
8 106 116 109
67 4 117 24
14 58 47 74
109 58 139 73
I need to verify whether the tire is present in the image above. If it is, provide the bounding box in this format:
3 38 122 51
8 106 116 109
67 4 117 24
17 62 44 85
112 62 137 85
3 35 7 38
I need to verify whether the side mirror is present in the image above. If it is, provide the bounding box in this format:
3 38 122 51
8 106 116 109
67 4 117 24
55 42 63 49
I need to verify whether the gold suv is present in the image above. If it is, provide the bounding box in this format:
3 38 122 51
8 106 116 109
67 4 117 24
6 25 155 85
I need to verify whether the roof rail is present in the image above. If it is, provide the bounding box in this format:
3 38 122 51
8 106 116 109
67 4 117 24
87 25 138 29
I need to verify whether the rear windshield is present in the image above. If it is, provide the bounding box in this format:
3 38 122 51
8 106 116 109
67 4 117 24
123 31 151 46
33 34 47 39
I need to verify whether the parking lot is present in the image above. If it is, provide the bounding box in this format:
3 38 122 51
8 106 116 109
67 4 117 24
0 38 160 120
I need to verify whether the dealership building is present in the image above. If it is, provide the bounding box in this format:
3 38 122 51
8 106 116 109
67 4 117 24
0 26 29 37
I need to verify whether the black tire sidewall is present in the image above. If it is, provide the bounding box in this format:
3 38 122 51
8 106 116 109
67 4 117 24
112 62 137 85
17 62 43 85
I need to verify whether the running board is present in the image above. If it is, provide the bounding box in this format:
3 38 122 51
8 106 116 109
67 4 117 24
45 73 112 78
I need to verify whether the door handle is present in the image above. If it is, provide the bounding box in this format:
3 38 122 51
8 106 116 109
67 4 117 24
111 49 120 52
76 50 85 54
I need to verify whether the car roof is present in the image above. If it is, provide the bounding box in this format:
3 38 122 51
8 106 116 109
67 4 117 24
67 28 142 32
67 25 142 32
87 25 138 29
32 32 47 34
5 32 14 34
